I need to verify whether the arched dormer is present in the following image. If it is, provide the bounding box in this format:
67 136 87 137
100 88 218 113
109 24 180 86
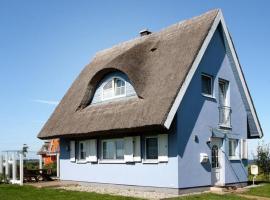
91 71 137 104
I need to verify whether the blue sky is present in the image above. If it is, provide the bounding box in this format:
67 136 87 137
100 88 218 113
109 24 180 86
0 0 269 156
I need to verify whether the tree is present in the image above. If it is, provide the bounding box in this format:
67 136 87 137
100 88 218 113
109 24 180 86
255 141 270 180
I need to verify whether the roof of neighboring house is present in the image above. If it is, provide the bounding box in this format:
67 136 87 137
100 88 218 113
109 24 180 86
37 139 59 155
37 9 263 139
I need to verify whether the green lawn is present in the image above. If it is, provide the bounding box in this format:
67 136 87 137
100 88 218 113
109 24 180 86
169 193 249 200
0 185 141 200
244 183 270 198
0 184 255 200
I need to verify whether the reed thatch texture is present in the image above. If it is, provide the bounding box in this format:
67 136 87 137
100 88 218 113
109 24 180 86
38 9 219 139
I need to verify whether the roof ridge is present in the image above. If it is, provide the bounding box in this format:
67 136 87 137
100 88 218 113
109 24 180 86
93 9 220 59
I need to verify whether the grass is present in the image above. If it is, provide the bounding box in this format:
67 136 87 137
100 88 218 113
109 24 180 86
0 184 258 200
0 184 141 200
244 183 270 198
168 193 249 200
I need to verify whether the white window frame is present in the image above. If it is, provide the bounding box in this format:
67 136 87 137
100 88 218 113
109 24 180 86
144 136 159 163
101 77 127 101
228 139 240 160
201 73 214 98
100 138 125 163
77 141 87 163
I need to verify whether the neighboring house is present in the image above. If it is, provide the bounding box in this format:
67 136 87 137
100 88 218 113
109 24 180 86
37 9 263 193
37 139 60 165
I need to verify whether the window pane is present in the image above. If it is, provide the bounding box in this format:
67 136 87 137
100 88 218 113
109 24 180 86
115 87 125 96
229 140 237 157
115 78 125 96
202 75 212 95
103 141 115 159
80 142 86 160
115 139 124 159
104 80 113 90
146 138 158 159
115 79 125 87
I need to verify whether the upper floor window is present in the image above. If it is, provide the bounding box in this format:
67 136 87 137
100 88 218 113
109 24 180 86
90 72 137 105
201 74 213 97
102 77 126 101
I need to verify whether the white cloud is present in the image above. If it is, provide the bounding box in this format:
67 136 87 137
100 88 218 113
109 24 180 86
32 99 59 105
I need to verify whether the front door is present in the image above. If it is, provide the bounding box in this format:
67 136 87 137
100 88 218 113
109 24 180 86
211 138 224 186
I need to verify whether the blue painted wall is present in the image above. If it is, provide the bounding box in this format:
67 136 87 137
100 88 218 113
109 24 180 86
60 126 179 188
177 27 248 188
91 71 136 104
59 27 248 189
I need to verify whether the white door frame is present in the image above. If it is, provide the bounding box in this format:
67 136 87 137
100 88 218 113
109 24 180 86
211 137 225 186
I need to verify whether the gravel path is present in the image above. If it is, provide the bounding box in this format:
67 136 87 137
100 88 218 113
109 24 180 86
59 185 180 200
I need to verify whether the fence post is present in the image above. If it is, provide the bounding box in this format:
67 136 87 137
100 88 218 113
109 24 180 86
19 153 23 186
57 153 60 178
0 154 3 175
12 152 17 183
5 152 9 180
39 155 43 170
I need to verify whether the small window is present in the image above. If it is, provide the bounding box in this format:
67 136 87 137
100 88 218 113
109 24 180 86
102 139 124 160
102 77 126 100
79 141 86 160
229 139 239 159
201 74 213 96
211 145 219 168
145 137 158 160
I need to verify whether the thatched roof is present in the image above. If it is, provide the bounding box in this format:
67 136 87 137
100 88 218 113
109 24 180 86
38 9 219 139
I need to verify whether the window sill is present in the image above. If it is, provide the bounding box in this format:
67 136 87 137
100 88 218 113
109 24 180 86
201 93 215 100
76 160 88 164
143 159 159 164
98 159 126 164
229 156 240 161
219 124 232 129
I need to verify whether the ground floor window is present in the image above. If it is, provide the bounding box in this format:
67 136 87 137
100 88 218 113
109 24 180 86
102 139 124 160
228 139 239 159
145 137 158 160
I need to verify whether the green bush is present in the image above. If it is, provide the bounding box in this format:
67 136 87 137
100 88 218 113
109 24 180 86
44 163 57 176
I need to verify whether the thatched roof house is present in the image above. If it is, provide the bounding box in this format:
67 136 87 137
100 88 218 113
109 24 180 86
37 9 263 192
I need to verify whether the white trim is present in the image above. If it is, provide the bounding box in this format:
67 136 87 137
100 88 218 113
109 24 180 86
163 10 262 138
98 160 126 164
202 93 216 100
164 11 221 128
76 160 88 164
142 160 159 164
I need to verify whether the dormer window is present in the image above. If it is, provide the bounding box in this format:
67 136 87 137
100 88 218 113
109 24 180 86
89 72 136 105
102 77 126 100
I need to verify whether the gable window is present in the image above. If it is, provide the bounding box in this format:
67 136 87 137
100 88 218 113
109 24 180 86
102 77 126 100
79 141 86 160
101 139 124 160
218 79 231 128
201 74 213 97
145 137 158 160
228 139 239 160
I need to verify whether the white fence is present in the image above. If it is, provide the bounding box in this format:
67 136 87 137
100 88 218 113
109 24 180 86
0 150 60 185
0 151 24 185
